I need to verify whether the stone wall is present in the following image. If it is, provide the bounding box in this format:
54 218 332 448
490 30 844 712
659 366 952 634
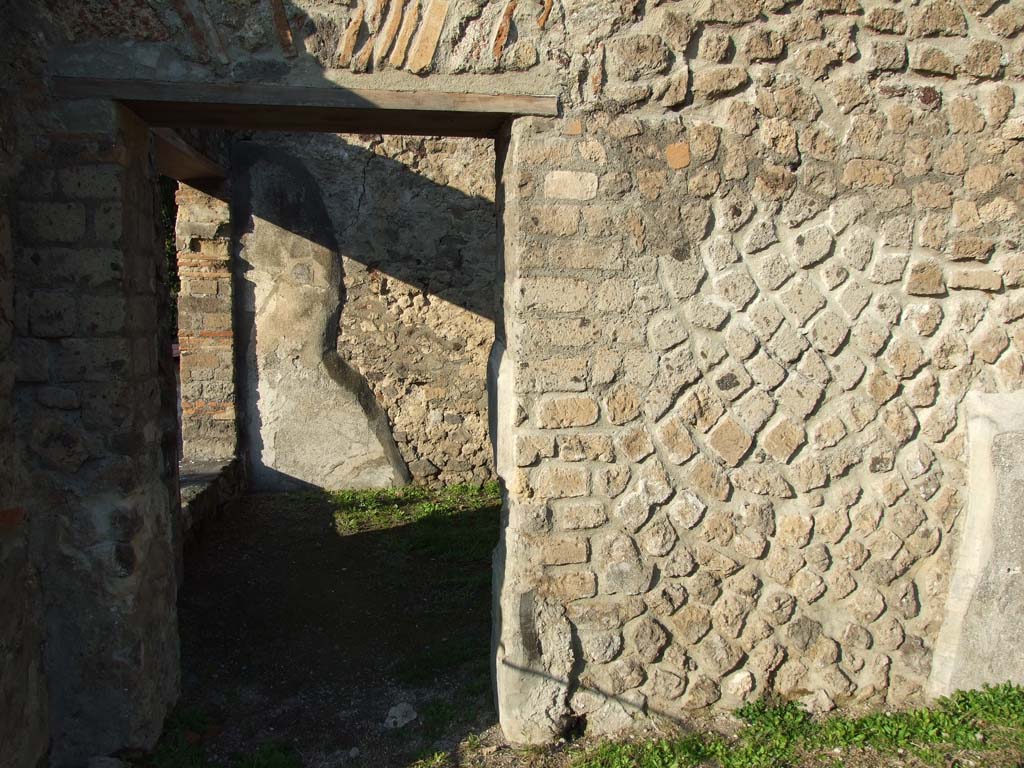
1 6 51 766
226 132 497 488
19 0 1024 757
13 99 180 764
176 182 237 463
333 134 498 486
0 148 49 768
495 90 1024 743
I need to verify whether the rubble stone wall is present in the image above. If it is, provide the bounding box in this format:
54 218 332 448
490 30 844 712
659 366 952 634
20 0 1024 756
496 100 1024 737
332 133 499 486
482 0 1020 742
226 132 498 487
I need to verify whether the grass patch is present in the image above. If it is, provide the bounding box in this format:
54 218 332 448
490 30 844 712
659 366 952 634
574 683 1024 768
328 480 501 538
327 480 502 685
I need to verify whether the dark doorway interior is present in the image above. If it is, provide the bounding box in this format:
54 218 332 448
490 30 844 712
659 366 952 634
174 484 501 766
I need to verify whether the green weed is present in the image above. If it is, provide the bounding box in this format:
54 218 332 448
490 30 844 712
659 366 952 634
329 481 501 536
574 683 1024 768
409 751 451 767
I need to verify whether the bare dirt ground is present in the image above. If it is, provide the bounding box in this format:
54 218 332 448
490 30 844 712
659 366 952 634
172 487 504 768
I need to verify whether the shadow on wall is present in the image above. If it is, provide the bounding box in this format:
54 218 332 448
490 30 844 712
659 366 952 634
229 133 500 492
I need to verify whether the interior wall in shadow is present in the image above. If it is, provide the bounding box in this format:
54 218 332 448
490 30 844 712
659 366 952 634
236 131 499 488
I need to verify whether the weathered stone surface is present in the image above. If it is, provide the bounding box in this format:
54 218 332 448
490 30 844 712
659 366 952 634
871 41 907 72
235 142 411 491
602 534 655 596
545 171 599 201
906 260 946 296
961 41 1003 79
947 268 1002 292
987 5 1024 37
666 141 691 170
628 616 669 662
537 395 600 428
762 418 805 463
533 463 590 499
14 0 1024 750
910 45 956 75
606 35 671 81
908 0 967 38
707 415 753 467
930 395 1024 696
692 66 749 99
604 383 642 425
866 7 906 33
744 29 784 61
842 160 895 189
693 0 761 24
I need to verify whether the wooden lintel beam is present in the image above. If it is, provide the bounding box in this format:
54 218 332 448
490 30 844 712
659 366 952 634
152 127 225 182
52 77 560 138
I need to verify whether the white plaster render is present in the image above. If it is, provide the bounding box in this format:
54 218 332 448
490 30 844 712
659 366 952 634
929 392 1024 698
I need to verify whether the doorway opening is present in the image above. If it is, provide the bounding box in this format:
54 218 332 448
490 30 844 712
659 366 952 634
230 131 499 492
30 76 556 762
168 128 504 764
75 75 558 762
